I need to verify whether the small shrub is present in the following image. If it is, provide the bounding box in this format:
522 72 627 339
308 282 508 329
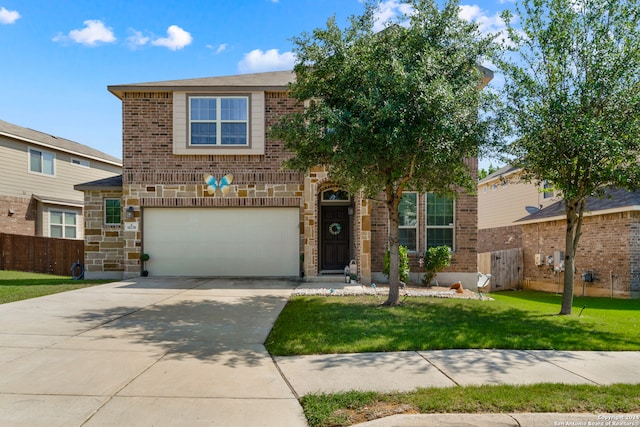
383 245 410 283
422 246 451 287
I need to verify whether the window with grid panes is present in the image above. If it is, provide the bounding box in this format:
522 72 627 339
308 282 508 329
425 193 454 250
398 192 417 251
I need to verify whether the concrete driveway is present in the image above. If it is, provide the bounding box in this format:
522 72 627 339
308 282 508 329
0 278 307 427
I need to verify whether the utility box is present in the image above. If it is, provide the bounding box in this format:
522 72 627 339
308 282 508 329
534 253 544 266
553 251 564 272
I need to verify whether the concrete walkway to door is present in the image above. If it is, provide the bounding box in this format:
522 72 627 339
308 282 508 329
0 278 307 427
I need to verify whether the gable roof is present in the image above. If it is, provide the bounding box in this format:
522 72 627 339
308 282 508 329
479 164 520 184
108 70 296 99
0 119 121 167
516 187 640 224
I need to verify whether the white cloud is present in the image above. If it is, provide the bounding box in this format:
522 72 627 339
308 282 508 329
373 0 415 32
238 49 296 73
53 19 116 46
0 6 19 24
206 43 227 54
151 25 192 50
126 29 150 49
459 5 505 34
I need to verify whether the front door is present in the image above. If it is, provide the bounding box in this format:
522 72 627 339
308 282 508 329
321 205 350 271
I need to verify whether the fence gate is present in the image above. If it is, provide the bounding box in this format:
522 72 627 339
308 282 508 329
478 248 523 291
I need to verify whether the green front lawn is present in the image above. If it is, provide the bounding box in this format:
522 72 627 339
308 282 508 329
0 270 111 304
267 291 640 427
265 291 640 355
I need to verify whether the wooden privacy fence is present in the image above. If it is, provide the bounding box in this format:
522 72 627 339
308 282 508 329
0 233 84 276
478 248 523 291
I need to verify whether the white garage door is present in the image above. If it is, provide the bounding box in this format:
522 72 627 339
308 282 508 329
143 207 300 277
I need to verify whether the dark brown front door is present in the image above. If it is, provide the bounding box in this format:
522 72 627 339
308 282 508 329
321 205 350 271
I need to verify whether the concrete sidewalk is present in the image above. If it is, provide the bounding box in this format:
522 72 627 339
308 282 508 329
275 350 640 426
0 278 638 427
275 349 640 395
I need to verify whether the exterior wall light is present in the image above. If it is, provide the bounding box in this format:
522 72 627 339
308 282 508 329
126 206 135 219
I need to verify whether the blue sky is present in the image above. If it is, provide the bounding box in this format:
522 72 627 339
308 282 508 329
0 0 512 168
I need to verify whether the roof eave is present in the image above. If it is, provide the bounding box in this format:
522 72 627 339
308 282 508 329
516 205 640 225
0 130 122 167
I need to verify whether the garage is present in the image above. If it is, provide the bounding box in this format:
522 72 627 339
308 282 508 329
142 207 300 277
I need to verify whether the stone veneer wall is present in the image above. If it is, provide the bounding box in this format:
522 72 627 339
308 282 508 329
83 189 125 279
0 195 36 236
301 167 372 283
522 211 639 297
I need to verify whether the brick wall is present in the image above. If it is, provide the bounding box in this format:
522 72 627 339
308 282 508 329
522 212 637 297
121 91 299 176
478 225 523 253
0 195 36 236
370 186 479 278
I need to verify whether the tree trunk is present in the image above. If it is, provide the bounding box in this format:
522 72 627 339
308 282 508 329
384 196 401 306
560 199 583 315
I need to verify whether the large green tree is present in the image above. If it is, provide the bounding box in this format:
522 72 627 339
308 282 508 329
497 0 640 314
271 0 497 305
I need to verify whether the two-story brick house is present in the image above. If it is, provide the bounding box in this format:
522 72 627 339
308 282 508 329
0 119 122 240
76 71 480 285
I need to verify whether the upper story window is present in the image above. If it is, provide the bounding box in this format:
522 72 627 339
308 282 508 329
425 193 455 250
399 192 418 251
174 91 264 155
543 180 554 198
190 96 248 146
29 148 55 176
71 158 90 167
105 199 121 225
50 211 77 239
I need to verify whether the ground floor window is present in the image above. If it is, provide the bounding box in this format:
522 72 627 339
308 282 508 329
425 193 454 250
399 192 418 251
105 199 121 225
50 211 77 239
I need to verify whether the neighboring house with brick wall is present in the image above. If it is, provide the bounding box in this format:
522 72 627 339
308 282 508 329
75 70 481 287
0 119 122 240
517 187 640 298
478 164 640 298
477 164 558 253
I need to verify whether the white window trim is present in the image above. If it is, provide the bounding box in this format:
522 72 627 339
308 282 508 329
398 192 419 252
189 96 249 147
104 198 121 226
71 157 90 167
49 210 78 239
173 91 265 155
28 147 56 176
425 194 456 251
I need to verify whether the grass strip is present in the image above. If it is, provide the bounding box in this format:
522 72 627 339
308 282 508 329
266 291 640 355
301 384 640 427
0 270 111 304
